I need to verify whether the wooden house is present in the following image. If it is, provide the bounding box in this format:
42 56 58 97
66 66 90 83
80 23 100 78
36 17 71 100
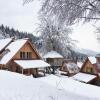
60 59 79 76
0 38 50 77
43 51 63 73
80 57 99 75
71 57 100 84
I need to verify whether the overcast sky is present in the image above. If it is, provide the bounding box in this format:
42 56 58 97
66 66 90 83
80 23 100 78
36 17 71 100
0 0 41 32
71 22 100 52
0 0 100 52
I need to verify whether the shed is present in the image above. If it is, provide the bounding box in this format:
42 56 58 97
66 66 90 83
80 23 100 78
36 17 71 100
43 51 63 66
60 59 79 76
43 51 64 73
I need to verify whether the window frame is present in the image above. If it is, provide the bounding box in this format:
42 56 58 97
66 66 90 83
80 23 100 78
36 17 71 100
20 51 32 59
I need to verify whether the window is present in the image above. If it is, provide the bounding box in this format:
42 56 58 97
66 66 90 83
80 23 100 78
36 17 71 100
86 67 93 73
27 52 32 59
23 52 25 59
20 52 23 59
27 52 28 59
20 52 32 59
29 52 32 59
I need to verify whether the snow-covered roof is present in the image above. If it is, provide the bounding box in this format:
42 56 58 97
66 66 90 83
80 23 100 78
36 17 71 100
67 63 78 68
77 62 83 68
65 63 79 73
71 72 96 83
0 38 12 52
88 57 96 64
14 60 50 69
43 51 63 58
0 39 27 64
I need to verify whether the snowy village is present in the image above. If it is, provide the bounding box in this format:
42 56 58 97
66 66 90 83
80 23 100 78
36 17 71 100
1 0 100 100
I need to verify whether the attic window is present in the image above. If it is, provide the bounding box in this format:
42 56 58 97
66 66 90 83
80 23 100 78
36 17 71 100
20 52 32 59
20 52 25 59
27 52 32 59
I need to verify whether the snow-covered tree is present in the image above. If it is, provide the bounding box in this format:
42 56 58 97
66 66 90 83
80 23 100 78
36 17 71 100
95 26 100 44
37 17 75 58
23 0 100 26
23 0 86 59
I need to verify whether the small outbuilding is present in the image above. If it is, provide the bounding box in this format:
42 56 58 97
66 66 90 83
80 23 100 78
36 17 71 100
43 51 63 73
60 59 79 76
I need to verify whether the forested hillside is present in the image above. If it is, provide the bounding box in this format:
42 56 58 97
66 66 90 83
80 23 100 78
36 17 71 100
0 24 38 43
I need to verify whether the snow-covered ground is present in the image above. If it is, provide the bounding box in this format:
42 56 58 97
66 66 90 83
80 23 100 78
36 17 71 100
0 70 69 100
0 70 100 100
39 75 100 100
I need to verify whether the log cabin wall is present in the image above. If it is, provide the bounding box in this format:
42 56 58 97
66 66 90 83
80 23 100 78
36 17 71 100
23 68 38 76
6 60 22 73
47 58 63 66
81 60 98 75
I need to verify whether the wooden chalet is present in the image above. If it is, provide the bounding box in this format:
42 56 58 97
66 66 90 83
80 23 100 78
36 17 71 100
80 57 100 75
43 51 63 73
60 59 79 76
72 56 100 84
0 38 50 77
